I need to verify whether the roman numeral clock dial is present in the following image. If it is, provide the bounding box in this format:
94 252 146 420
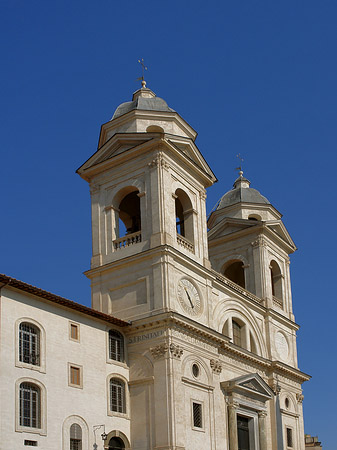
177 279 202 317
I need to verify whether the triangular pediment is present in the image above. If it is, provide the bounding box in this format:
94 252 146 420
208 217 258 241
77 132 217 186
221 373 274 401
265 221 296 251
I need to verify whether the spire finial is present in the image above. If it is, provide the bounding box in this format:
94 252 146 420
137 58 148 88
235 153 244 177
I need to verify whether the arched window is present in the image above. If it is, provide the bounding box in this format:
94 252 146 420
109 330 124 362
119 190 141 237
19 382 41 428
108 437 125 450
19 322 40 366
224 261 245 288
270 260 283 304
175 197 185 236
110 378 126 414
70 423 82 450
232 320 242 347
175 188 194 248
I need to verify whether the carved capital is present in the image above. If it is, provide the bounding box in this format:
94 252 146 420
228 400 240 410
199 190 207 201
90 183 100 195
169 343 183 359
269 380 281 394
296 393 304 403
148 152 170 170
210 359 222 374
150 343 168 360
251 236 266 248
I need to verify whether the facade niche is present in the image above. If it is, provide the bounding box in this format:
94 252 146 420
270 260 283 304
223 260 245 288
108 436 125 449
175 188 194 246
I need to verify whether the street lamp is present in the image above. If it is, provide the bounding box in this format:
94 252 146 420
93 425 107 448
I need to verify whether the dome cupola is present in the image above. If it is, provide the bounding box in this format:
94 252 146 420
208 171 281 229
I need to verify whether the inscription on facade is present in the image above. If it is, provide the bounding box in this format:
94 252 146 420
128 330 164 344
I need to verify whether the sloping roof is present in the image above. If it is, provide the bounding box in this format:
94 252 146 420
0 274 129 327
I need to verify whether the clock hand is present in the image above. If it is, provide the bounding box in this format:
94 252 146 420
184 287 194 308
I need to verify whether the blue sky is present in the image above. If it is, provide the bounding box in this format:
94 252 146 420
1 1 336 447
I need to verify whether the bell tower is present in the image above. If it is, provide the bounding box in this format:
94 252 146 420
77 82 216 321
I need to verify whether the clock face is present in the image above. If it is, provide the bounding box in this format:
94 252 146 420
177 279 202 317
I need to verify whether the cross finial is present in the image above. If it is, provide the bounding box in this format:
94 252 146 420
137 58 148 88
235 153 244 176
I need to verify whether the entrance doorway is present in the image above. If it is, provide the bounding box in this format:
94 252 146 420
237 415 250 450
108 437 125 450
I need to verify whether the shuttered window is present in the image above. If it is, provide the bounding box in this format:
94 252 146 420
110 378 126 413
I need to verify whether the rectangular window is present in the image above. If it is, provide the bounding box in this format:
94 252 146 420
192 402 203 428
286 427 293 448
69 365 82 388
24 441 38 446
69 323 79 341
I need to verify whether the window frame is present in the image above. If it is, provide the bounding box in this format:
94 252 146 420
69 322 80 342
286 426 294 448
107 374 129 418
108 329 125 363
190 399 205 432
16 318 46 373
68 363 83 389
16 378 47 435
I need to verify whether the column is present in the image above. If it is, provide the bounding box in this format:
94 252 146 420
258 411 268 450
228 402 238 450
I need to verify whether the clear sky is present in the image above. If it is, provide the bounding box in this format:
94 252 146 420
1 1 336 447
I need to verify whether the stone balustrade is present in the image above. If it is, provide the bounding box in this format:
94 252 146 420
177 234 194 252
113 231 142 250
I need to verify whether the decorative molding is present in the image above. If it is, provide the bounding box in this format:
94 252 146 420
210 359 222 374
169 343 183 359
258 411 268 419
296 393 304 403
150 343 168 360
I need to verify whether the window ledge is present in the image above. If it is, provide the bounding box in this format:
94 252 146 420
16 426 47 436
15 362 46 374
107 411 130 420
106 359 128 369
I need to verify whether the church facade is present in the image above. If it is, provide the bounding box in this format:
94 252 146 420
0 83 310 450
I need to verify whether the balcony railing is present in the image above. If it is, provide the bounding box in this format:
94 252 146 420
113 231 142 251
177 234 194 253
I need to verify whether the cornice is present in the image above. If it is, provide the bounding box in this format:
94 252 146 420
127 311 310 384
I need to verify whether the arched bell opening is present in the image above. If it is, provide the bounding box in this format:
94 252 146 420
223 260 245 289
119 190 141 237
175 188 194 249
270 260 283 306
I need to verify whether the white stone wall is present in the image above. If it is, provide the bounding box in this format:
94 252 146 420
0 287 130 450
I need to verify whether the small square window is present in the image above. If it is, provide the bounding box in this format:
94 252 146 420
69 323 79 342
192 402 203 429
286 427 293 448
69 364 82 388
24 440 38 446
